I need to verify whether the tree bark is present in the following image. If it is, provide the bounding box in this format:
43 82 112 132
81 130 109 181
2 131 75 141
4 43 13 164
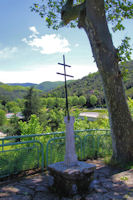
77 0 133 162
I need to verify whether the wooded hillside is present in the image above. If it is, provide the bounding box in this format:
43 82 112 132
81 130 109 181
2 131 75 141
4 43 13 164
0 61 133 103
45 61 133 105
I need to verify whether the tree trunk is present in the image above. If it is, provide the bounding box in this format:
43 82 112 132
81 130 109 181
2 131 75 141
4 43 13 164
78 0 133 162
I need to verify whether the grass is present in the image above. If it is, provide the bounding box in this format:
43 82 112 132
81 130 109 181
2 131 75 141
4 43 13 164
0 130 112 178
104 156 133 170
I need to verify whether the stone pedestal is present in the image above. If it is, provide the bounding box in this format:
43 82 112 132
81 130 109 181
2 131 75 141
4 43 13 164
48 161 96 197
48 116 96 197
64 116 78 167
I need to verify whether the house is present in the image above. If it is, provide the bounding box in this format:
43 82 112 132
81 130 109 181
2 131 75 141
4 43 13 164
79 112 107 121
6 112 24 119
0 132 7 138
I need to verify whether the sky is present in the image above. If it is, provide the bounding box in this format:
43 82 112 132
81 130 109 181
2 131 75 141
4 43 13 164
0 0 133 84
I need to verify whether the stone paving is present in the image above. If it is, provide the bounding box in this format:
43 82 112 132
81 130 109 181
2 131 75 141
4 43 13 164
0 160 133 200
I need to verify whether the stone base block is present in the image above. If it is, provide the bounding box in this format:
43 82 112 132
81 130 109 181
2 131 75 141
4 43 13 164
48 161 96 197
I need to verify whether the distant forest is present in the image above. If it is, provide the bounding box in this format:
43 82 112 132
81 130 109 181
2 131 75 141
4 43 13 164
44 60 133 105
0 61 133 106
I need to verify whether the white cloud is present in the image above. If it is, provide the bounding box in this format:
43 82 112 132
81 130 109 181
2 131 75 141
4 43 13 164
22 27 71 54
29 26 39 35
0 47 18 59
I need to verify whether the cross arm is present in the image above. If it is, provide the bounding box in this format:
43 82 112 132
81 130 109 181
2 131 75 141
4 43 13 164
58 63 71 68
56 72 74 78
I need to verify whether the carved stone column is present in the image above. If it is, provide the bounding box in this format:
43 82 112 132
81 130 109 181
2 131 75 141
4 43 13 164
64 116 78 167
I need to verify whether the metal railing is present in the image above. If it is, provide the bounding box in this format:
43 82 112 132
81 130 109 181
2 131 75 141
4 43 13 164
0 129 111 178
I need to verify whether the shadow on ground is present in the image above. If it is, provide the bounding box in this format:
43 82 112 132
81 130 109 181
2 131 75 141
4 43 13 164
0 160 133 200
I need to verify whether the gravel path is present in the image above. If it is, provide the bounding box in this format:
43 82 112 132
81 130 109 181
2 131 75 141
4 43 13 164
0 160 132 200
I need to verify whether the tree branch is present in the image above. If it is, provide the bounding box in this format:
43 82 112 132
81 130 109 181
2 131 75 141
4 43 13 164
61 0 85 25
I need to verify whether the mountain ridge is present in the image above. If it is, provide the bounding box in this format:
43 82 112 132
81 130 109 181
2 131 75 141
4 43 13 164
43 60 133 105
0 61 133 103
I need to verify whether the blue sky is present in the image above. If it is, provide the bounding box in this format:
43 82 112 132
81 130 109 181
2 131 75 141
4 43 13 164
0 0 133 83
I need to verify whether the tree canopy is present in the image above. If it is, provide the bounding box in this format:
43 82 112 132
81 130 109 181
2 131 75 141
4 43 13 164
22 87 41 121
32 0 133 63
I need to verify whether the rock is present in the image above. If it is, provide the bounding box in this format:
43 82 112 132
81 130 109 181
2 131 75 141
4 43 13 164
2 186 19 193
0 159 132 200
0 192 10 198
1 195 31 200
73 194 82 200
48 161 96 197
89 180 100 191
14 185 34 196
103 192 123 200
34 192 59 200
35 185 49 192
47 175 54 186
85 193 104 200
61 197 72 200
101 181 113 190
94 186 108 193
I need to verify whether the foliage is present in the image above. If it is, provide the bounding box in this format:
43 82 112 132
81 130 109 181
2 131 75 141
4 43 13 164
35 81 65 92
31 0 66 30
46 108 65 131
47 61 133 104
47 97 56 108
0 84 29 101
0 125 15 135
22 87 41 121
0 109 6 126
105 0 133 32
0 129 112 178
0 83 42 101
90 95 98 106
71 96 79 106
128 97 133 117
19 114 43 136
31 0 133 63
117 37 132 64
79 96 86 107
0 103 4 110
9 115 21 137
6 101 20 113
7 81 72 93
0 62 133 106
89 117 110 130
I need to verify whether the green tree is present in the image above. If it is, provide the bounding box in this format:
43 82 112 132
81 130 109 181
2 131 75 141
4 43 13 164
22 87 41 121
0 109 6 126
10 115 21 139
47 97 55 108
47 109 64 131
19 114 43 136
40 98 47 107
32 0 133 163
72 96 79 106
16 98 25 111
90 95 98 107
79 96 86 107
6 101 20 113
0 103 4 110
57 98 65 108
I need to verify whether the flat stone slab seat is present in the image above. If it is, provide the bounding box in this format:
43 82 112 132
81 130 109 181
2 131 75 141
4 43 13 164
48 161 96 197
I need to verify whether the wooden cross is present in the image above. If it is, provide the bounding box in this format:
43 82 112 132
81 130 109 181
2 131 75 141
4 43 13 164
57 55 74 120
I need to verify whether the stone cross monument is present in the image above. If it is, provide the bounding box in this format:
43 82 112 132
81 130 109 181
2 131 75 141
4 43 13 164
48 56 96 197
57 55 78 167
